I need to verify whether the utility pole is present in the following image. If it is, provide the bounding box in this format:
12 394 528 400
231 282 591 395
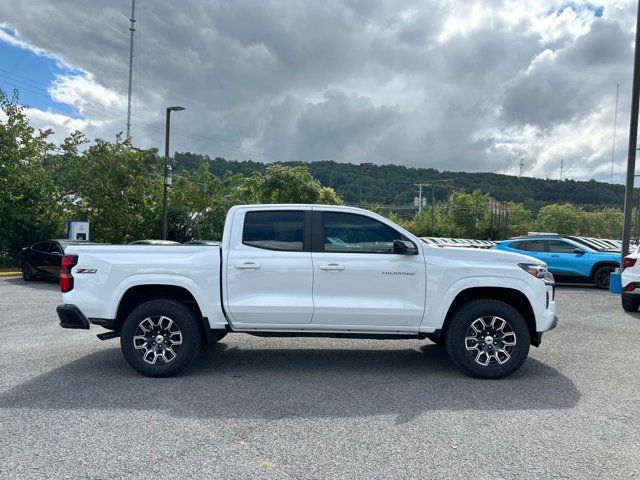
431 184 435 236
125 0 136 139
560 159 564 181
610 82 620 183
358 162 372 207
622 0 640 260
415 183 424 213
518 158 525 178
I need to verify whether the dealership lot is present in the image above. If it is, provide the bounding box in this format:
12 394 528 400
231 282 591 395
0 278 639 479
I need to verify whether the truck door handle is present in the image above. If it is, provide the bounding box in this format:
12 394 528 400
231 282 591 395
550 254 559 258
318 263 345 271
235 262 261 270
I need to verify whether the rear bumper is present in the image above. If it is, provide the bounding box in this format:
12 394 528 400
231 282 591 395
56 304 90 329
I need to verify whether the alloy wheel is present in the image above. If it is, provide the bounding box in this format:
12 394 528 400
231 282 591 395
464 316 517 366
596 269 612 288
133 315 183 365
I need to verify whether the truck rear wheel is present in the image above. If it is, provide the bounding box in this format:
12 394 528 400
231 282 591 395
120 299 202 377
445 299 531 379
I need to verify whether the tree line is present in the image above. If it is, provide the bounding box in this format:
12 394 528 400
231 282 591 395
174 153 629 210
0 89 630 267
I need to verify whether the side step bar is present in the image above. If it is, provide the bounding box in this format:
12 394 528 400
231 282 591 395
97 330 121 341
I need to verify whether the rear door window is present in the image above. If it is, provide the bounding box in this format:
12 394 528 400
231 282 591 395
33 241 50 252
242 211 305 251
49 242 63 255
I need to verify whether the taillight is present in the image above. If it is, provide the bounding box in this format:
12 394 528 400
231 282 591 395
622 257 637 271
60 255 78 293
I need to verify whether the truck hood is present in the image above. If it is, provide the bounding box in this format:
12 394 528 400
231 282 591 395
425 245 545 266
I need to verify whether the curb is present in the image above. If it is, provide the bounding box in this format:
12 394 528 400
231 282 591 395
0 272 20 277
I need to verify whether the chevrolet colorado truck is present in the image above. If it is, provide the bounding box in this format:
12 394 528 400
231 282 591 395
56 204 557 378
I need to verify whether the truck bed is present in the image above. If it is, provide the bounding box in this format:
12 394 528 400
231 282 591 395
63 245 226 328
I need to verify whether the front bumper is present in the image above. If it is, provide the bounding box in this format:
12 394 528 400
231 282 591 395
56 304 90 329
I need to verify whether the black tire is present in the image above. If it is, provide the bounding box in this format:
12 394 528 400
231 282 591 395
21 262 35 281
621 292 640 312
120 299 202 377
593 265 615 290
445 299 531 379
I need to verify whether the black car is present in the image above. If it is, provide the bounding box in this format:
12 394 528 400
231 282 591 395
19 239 97 281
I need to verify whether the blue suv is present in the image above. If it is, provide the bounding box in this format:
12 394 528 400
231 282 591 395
493 235 620 289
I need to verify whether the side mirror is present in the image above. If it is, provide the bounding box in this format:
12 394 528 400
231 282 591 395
394 239 417 255
574 248 585 255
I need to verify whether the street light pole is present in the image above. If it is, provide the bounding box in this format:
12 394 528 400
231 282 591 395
622 0 640 260
163 106 185 240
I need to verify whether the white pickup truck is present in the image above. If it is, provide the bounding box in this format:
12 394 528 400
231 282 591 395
57 204 557 378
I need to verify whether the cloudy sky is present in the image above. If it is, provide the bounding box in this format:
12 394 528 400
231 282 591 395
0 0 637 182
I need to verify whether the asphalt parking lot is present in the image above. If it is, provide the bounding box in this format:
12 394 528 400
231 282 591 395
0 278 639 479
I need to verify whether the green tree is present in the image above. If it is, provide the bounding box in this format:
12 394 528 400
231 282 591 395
168 165 247 241
578 208 623 238
52 136 165 243
505 202 534 238
535 203 584 235
246 164 341 205
0 90 62 266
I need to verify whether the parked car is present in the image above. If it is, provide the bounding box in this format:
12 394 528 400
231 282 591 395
56 204 557 379
19 239 97 281
128 240 181 245
621 246 640 311
493 235 619 289
183 240 221 246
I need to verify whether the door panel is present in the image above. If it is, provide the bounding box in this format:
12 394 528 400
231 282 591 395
311 211 426 328
546 240 586 277
31 241 50 275
312 252 426 326
225 210 313 325
46 242 64 277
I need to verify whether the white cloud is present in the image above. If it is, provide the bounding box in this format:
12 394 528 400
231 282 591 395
0 0 636 183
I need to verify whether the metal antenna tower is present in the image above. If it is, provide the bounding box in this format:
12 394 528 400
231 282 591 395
518 158 525 178
125 0 136 139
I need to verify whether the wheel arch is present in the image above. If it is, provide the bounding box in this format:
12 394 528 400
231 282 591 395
589 261 618 280
438 287 538 346
115 284 204 331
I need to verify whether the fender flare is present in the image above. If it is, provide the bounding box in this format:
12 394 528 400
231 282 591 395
421 275 538 333
589 261 618 280
109 273 227 328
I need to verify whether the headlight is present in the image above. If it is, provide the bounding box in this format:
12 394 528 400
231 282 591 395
518 262 548 279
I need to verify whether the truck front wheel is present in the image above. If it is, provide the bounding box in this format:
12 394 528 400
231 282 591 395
445 299 531 379
120 299 202 377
